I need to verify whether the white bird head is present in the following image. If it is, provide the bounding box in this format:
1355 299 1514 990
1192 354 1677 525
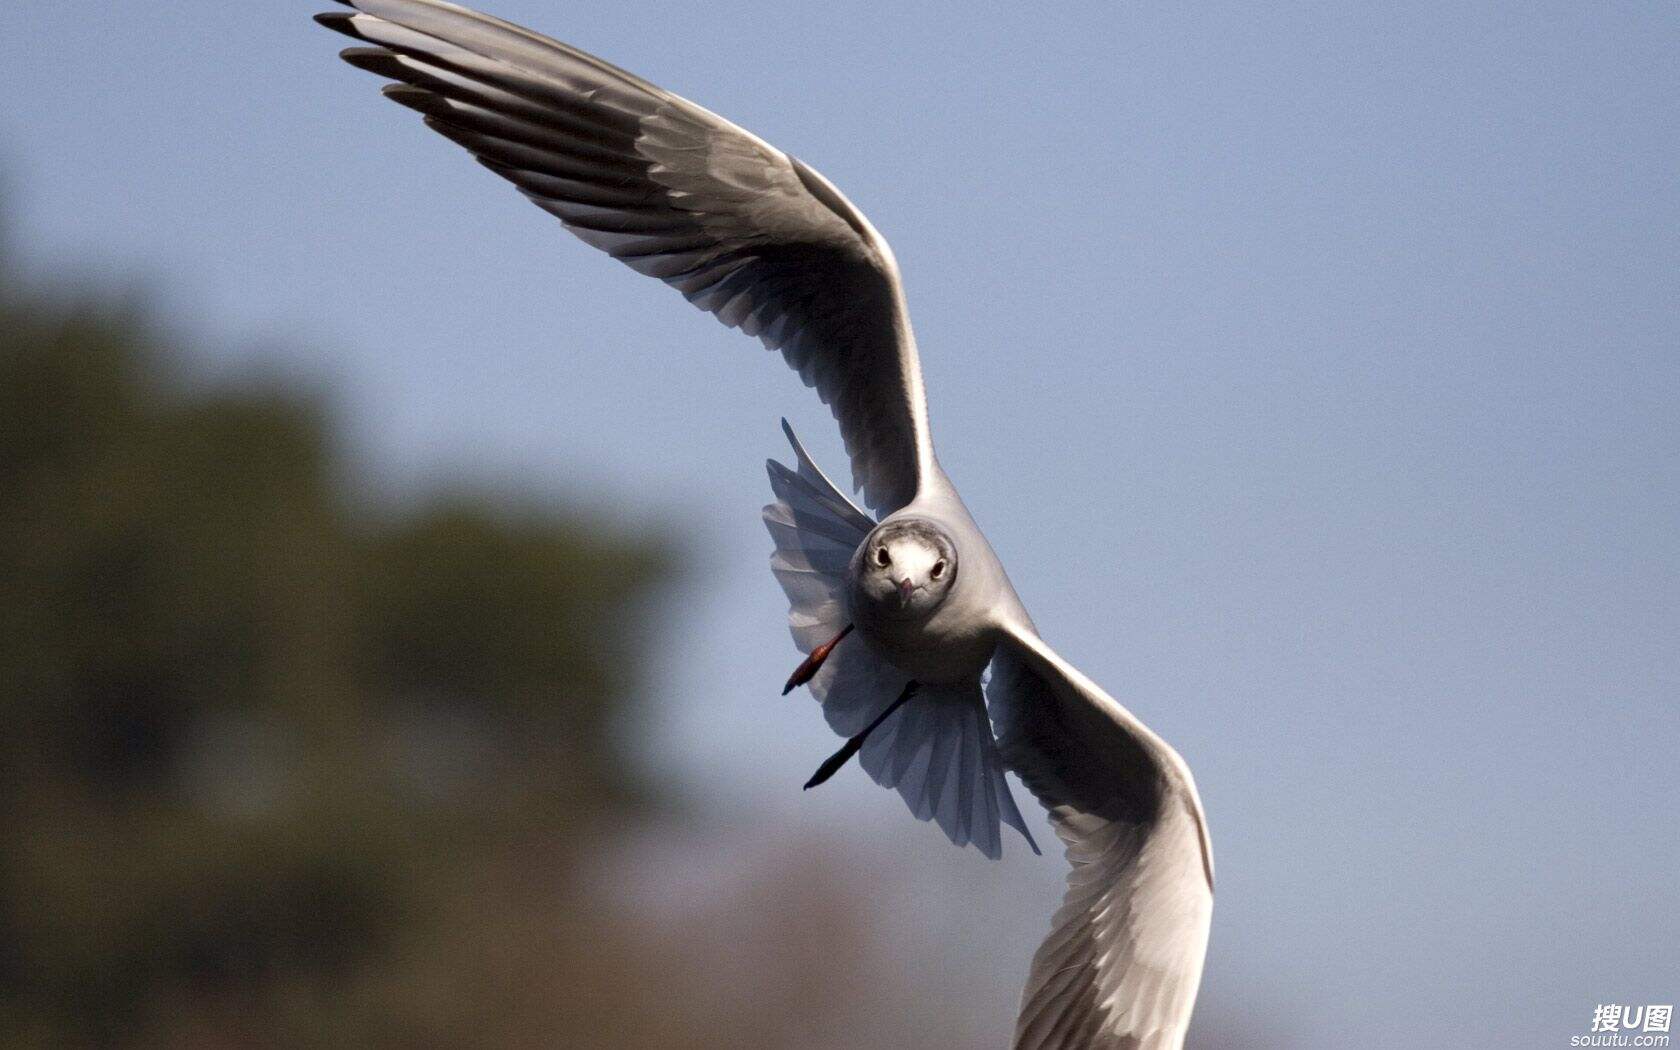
855 519 957 617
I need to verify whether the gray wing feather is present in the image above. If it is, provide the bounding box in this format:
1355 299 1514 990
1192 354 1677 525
989 625 1213 1050
763 423 871 654
317 0 935 514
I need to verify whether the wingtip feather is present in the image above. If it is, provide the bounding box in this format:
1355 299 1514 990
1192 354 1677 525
315 11 359 36
384 83 441 116
339 46 401 76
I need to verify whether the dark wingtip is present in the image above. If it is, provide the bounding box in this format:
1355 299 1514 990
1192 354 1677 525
340 47 399 76
385 84 444 117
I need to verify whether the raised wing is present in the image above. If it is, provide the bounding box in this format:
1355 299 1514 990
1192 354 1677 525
316 0 936 514
987 624 1214 1050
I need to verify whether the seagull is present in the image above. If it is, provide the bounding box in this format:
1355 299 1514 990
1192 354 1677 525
313 3 1215 1046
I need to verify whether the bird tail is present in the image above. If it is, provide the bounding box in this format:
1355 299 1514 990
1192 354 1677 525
858 679 1041 859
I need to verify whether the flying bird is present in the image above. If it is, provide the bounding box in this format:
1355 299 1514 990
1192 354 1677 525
313 2 1215 1046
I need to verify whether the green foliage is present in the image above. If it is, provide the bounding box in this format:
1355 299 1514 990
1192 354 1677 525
0 243 668 1045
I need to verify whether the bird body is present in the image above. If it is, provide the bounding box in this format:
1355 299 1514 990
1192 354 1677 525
846 509 1009 684
314 3 1216 1045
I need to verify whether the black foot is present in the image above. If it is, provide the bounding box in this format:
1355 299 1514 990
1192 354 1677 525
802 680 919 790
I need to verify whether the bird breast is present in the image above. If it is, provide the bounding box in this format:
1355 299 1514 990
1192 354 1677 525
845 563 997 685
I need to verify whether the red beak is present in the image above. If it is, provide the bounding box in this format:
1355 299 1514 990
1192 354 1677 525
897 578 916 602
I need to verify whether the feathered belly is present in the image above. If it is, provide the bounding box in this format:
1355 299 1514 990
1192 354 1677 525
847 591 997 684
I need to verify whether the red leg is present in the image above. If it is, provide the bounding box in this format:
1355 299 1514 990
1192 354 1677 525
782 624 854 695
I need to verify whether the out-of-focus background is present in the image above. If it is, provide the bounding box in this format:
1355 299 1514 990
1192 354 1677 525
1 2 1675 1047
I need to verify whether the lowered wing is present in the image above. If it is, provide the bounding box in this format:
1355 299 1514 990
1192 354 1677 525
987 623 1214 1050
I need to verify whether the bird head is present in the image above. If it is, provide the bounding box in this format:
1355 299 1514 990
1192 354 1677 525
855 518 957 618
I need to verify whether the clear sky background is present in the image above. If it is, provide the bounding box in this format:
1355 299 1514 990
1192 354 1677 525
3 2 1676 1046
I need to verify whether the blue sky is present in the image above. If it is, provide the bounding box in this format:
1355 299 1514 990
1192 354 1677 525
3 2 1676 1045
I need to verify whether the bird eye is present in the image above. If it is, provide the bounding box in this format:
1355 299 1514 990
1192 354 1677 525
874 546 891 567
931 559 947 579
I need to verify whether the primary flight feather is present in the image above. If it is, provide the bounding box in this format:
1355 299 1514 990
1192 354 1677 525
314 3 1214 1046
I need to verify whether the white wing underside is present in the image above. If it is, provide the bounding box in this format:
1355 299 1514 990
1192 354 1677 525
988 628 1214 1050
765 423 1036 859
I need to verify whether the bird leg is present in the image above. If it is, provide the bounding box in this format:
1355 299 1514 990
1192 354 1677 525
781 624 854 695
803 680 920 790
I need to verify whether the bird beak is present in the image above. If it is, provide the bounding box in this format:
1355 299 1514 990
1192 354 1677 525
897 578 916 603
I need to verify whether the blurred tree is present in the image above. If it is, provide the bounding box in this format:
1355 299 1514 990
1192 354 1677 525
0 230 668 1047
0 212 1274 1050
